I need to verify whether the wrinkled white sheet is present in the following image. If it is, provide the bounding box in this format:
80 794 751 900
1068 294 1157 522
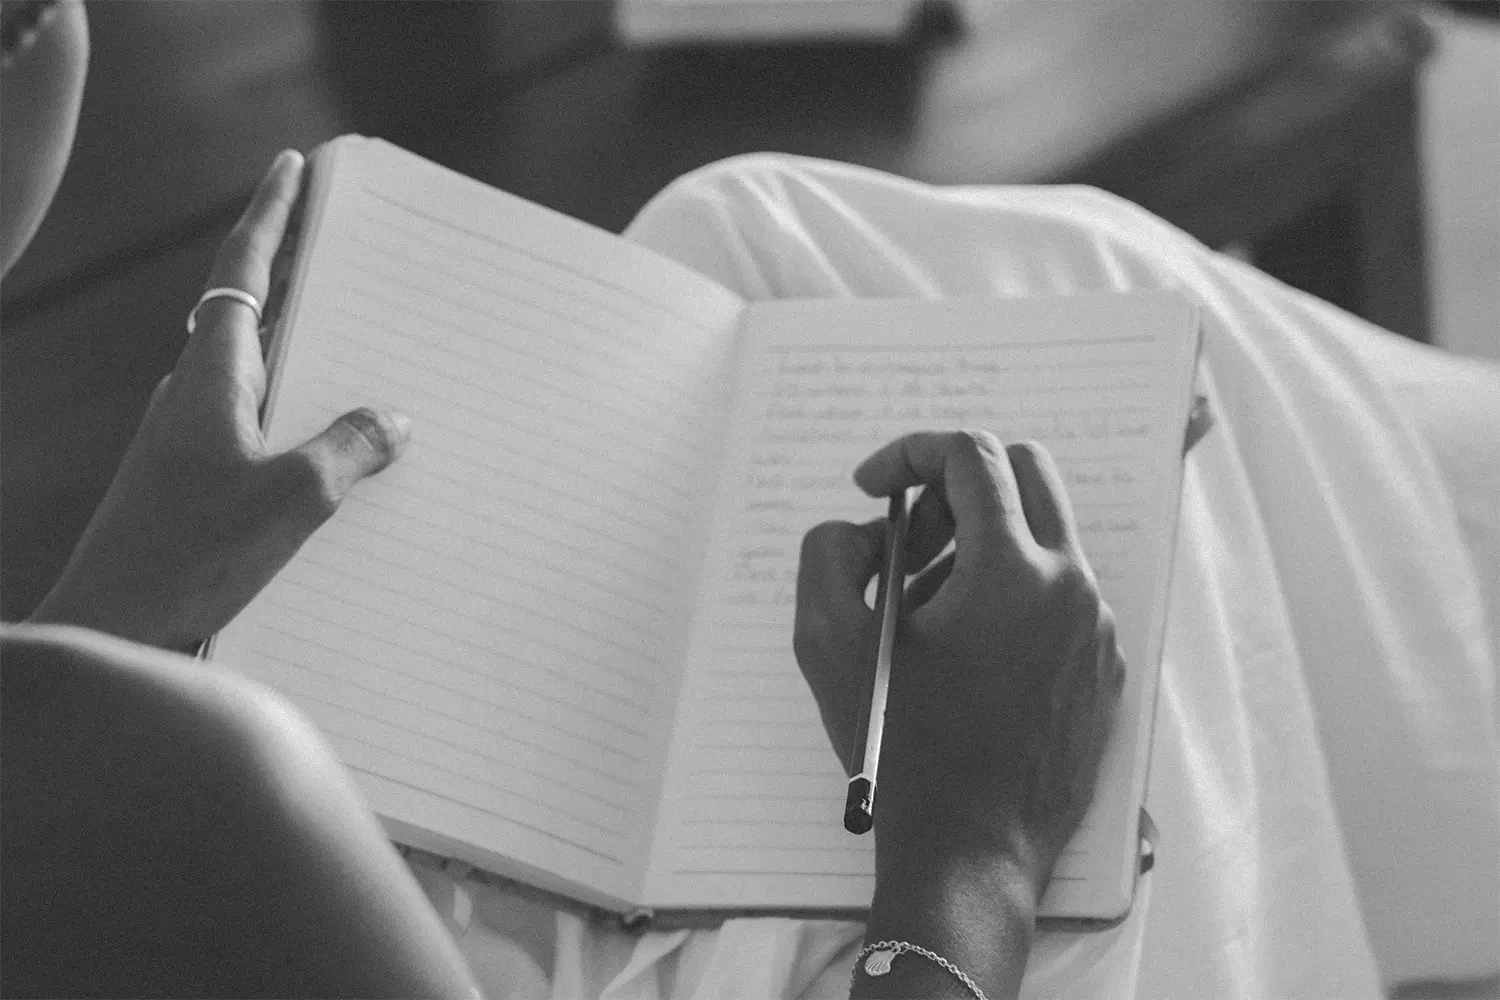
407 154 1500 999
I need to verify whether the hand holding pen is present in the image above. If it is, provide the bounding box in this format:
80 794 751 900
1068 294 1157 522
792 430 1126 898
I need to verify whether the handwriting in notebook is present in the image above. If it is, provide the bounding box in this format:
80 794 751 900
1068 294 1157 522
656 335 1162 885
721 346 1155 612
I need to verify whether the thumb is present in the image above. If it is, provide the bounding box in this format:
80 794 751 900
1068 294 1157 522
284 407 411 520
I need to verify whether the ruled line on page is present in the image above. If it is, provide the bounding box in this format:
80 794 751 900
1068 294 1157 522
292 396 684 566
691 736 829 752
362 187 722 331
668 849 873 877
686 788 835 801
272 574 652 715
759 336 1157 352
679 817 834 828
307 317 696 520
325 492 672 630
757 403 1147 423
256 645 636 820
689 727 828 752
704 621 786 631
329 295 702 474
297 384 686 556
675 843 871 854
671 871 868 877
303 533 666 673
699 664 794 677
250 613 647 772
301 533 663 679
343 278 708 451
378 426 680 547
263 582 652 739
310 322 698 492
284 548 658 701
342 475 675 610
688 767 838 779
351 200 724 348
337 740 628 866
346 474 678 601
248 642 633 841
343 232 718 411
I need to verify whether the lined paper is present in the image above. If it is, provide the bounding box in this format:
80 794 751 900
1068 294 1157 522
212 137 747 905
645 293 1197 914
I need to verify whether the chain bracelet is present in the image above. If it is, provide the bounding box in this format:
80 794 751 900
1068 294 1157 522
851 939 989 1000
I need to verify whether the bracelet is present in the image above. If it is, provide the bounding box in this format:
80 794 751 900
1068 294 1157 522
852 940 989 1000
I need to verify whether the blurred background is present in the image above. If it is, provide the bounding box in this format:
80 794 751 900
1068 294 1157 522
2 0 1497 621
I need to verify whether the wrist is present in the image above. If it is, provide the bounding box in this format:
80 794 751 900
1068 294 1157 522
872 783 1059 898
860 853 1038 1000
28 584 186 652
871 848 1040 927
28 582 120 639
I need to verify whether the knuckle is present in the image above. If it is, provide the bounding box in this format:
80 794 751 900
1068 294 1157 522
1097 600 1118 636
799 520 846 564
275 449 340 524
1052 560 1103 618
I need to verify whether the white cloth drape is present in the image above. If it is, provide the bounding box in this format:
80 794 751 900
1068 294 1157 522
409 154 1500 1000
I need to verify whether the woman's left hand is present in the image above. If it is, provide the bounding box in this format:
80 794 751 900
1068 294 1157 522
28 150 411 650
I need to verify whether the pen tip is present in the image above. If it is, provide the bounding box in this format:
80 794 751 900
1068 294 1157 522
844 776 874 835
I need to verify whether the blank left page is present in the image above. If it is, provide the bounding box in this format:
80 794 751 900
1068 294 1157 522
211 137 746 907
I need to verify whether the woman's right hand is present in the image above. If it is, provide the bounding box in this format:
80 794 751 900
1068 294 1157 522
793 429 1125 900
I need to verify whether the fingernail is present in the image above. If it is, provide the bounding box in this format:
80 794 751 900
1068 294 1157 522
390 411 412 441
273 148 298 171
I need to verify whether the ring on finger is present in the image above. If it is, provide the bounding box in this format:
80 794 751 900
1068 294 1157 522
186 287 262 335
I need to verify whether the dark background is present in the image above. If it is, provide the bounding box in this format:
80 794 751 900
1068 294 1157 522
0 0 1462 618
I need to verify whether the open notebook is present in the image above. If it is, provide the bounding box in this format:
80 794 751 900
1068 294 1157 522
210 136 1200 925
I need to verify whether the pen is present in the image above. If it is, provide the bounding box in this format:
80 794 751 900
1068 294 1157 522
844 487 914 835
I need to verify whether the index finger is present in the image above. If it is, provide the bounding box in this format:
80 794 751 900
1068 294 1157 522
853 430 1033 565
178 150 305 389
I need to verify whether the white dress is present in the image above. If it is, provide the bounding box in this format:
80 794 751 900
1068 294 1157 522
405 154 1500 1000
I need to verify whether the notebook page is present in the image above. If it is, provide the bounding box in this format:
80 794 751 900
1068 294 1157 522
212 138 746 907
644 291 1197 914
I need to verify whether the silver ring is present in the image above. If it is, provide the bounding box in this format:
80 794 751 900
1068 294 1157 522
186 286 262 335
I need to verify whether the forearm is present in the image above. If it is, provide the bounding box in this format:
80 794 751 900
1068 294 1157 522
854 851 1039 1000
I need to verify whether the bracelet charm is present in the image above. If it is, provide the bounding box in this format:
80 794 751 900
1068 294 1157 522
852 939 989 1000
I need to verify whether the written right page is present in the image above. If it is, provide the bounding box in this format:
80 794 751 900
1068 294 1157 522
645 291 1199 916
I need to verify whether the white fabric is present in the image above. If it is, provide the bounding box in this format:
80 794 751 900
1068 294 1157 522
407 154 1500 999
